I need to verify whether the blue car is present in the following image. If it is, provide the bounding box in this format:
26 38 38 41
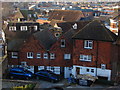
34 70 61 83
8 67 33 80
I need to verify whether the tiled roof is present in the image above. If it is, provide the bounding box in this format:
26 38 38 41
72 20 117 42
33 30 57 50
48 10 84 22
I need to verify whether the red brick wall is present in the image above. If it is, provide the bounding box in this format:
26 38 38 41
49 37 73 67
73 40 112 69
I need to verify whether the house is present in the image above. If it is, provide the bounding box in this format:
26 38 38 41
109 11 120 35
48 10 84 22
72 20 117 81
7 22 39 32
10 9 38 22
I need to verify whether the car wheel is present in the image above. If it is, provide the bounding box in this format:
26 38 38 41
36 76 39 80
10 76 14 79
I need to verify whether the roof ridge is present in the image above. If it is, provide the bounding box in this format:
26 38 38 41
72 20 93 38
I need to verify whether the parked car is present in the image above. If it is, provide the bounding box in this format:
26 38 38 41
34 70 61 83
8 67 33 80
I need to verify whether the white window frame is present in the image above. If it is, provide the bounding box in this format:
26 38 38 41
9 26 16 31
50 53 55 60
11 52 18 58
43 53 48 59
36 53 41 59
34 26 38 31
20 26 28 31
61 39 65 47
64 54 71 60
91 69 94 73
80 54 92 61
84 40 93 49
72 23 77 29
27 52 33 59
101 64 106 69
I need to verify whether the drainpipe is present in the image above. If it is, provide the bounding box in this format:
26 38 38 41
96 41 99 76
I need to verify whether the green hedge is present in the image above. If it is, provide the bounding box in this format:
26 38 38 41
11 83 36 90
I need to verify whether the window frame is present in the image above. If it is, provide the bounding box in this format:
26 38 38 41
43 53 48 59
80 54 92 62
20 26 28 31
61 39 65 48
36 53 41 59
84 40 93 49
101 64 106 70
9 26 16 31
11 52 18 58
27 52 33 59
64 54 71 60
50 53 55 60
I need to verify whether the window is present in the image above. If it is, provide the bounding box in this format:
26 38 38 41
72 23 77 29
36 53 41 59
61 39 65 47
21 26 28 31
80 55 92 61
9 26 16 31
50 53 55 60
86 68 89 72
43 53 48 59
34 26 38 31
28 14 31 17
11 52 18 58
91 69 94 73
101 64 106 69
84 40 93 49
34 14 36 17
27 52 33 58
64 54 71 60
21 62 27 66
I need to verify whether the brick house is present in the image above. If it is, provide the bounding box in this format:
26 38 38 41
72 20 117 81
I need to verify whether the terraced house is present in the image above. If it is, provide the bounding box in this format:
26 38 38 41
6 20 119 81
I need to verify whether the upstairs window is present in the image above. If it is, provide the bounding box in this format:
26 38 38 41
64 54 71 60
11 52 18 58
27 52 33 59
61 39 65 48
43 53 48 59
21 26 28 31
101 64 106 69
9 26 16 31
80 55 92 61
50 53 55 60
28 14 31 17
84 40 93 49
36 53 41 59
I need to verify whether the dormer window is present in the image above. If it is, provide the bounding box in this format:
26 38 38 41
21 26 28 31
34 26 38 31
9 26 16 31
84 40 93 49
72 23 77 29
61 39 65 47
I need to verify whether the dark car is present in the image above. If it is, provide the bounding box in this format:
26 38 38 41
8 67 33 80
34 70 61 82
